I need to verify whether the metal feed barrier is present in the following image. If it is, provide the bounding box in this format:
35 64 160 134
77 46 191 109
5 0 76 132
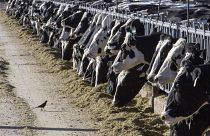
40 0 210 93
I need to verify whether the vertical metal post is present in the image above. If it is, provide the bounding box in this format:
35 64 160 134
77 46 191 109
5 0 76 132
187 0 190 27
187 0 190 41
157 0 161 21
116 0 118 13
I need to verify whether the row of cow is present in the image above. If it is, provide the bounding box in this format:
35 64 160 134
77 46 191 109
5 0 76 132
6 0 210 135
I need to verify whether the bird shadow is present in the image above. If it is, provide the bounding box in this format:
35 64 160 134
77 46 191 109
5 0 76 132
0 125 99 132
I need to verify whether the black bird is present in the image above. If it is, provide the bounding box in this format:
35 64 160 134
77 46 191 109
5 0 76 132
35 100 47 111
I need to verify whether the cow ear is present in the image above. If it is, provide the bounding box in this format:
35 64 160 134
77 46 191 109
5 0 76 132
192 68 201 87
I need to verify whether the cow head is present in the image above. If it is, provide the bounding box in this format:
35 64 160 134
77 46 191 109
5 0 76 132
147 35 176 83
104 20 123 54
61 10 84 29
104 18 145 56
161 64 209 126
154 38 187 85
86 15 113 58
112 32 161 74
112 64 148 107
72 13 100 70
146 34 166 77
104 19 132 55
72 12 92 38
60 11 85 60
111 32 144 73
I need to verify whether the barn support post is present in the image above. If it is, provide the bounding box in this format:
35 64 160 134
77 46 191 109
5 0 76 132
186 0 190 42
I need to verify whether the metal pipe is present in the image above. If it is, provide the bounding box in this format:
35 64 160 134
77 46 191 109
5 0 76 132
157 0 161 21
187 0 190 41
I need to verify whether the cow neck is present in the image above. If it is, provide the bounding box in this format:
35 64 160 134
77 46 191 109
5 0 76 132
135 32 162 63
62 11 83 29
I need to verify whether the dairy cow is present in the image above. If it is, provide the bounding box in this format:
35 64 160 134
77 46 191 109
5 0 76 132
147 35 178 84
71 12 92 39
39 3 58 43
161 49 207 126
112 31 162 74
84 15 115 86
104 20 125 95
86 15 115 58
105 19 145 95
78 13 105 77
104 18 144 55
154 38 187 85
154 40 206 86
72 13 100 71
161 62 210 125
60 10 84 60
112 33 176 106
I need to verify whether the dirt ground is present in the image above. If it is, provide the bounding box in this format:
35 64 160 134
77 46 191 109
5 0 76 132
0 6 169 136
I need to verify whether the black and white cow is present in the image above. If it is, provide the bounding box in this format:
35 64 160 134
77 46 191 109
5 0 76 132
111 33 175 106
42 1 56 23
154 40 206 86
147 35 178 84
104 20 124 54
161 55 207 126
6 0 19 16
39 4 58 43
78 13 105 77
111 31 162 74
86 14 114 58
104 18 144 55
71 12 92 39
145 34 166 79
29 2 43 36
84 15 116 86
60 10 84 60
154 38 187 85
104 20 125 95
72 13 100 71
35 1 57 43
105 19 145 95
46 4 66 48
15 1 28 19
